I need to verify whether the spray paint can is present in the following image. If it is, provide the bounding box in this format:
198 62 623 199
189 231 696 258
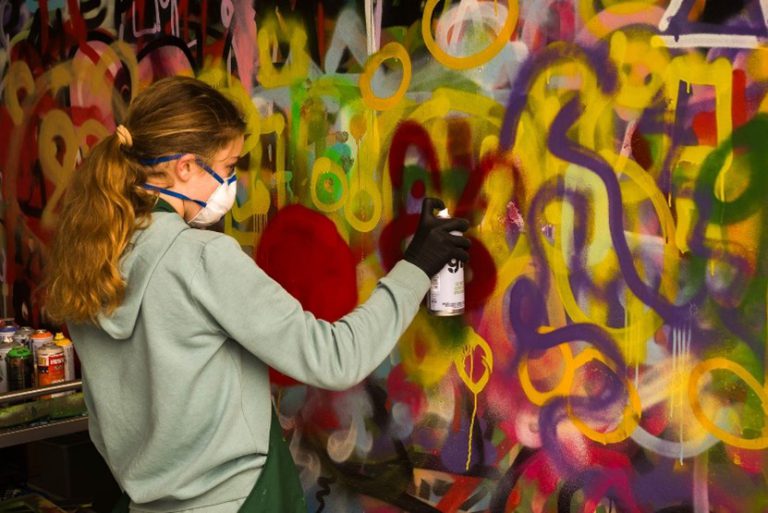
37 343 66 398
7 344 34 391
427 208 465 316
54 333 75 382
37 343 65 386
30 329 53 357
0 325 17 339
14 326 34 351
29 330 53 386
0 336 15 394
17 326 34 336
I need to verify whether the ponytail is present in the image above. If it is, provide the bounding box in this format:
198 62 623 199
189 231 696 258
44 133 155 324
43 76 246 324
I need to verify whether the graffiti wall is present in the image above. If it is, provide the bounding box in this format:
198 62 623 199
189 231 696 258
2 0 768 511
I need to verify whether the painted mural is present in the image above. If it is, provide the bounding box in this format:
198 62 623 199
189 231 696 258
2 0 768 511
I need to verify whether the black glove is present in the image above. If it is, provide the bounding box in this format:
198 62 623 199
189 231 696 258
404 197 471 277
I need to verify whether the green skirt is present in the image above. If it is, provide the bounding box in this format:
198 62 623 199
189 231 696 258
111 408 306 513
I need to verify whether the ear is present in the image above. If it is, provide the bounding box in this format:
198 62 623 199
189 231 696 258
172 154 197 183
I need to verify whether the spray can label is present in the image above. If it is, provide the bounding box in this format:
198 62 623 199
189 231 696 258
37 343 66 399
7 345 34 391
37 343 66 387
427 209 465 316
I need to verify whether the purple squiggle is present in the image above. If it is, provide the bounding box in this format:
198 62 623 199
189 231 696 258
547 97 695 320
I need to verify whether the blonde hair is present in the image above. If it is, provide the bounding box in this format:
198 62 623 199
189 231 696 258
44 76 246 324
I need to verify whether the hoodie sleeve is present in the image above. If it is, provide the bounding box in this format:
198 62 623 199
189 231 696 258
189 234 430 390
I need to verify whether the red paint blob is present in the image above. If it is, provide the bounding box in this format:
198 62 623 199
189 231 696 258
255 205 358 385
410 180 425 199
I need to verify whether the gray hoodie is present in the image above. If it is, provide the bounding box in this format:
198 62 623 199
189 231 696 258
68 212 430 512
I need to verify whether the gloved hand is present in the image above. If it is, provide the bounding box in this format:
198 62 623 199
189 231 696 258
404 197 471 277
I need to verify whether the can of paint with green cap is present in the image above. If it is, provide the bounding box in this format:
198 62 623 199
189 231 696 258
7 344 34 391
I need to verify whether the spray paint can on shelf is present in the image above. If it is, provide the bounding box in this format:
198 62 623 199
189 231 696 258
7 344 34 391
30 330 53 356
14 327 34 350
54 333 75 382
427 209 465 316
0 336 15 394
0 325 17 339
37 343 66 398
29 330 53 386
37 343 65 385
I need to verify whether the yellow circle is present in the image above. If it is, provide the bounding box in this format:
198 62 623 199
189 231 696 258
689 357 768 450
359 42 412 111
310 157 348 213
421 0 518 70
344 183 382 232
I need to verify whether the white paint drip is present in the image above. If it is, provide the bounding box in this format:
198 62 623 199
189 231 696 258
364 0 375 56
693 452 710 513
671 323 677 420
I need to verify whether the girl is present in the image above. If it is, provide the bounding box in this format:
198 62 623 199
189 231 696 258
44 76 470 513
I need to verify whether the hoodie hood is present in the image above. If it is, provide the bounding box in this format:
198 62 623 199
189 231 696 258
96 213 189 340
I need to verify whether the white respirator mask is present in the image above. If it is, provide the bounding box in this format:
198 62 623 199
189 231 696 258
141 154 238 227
